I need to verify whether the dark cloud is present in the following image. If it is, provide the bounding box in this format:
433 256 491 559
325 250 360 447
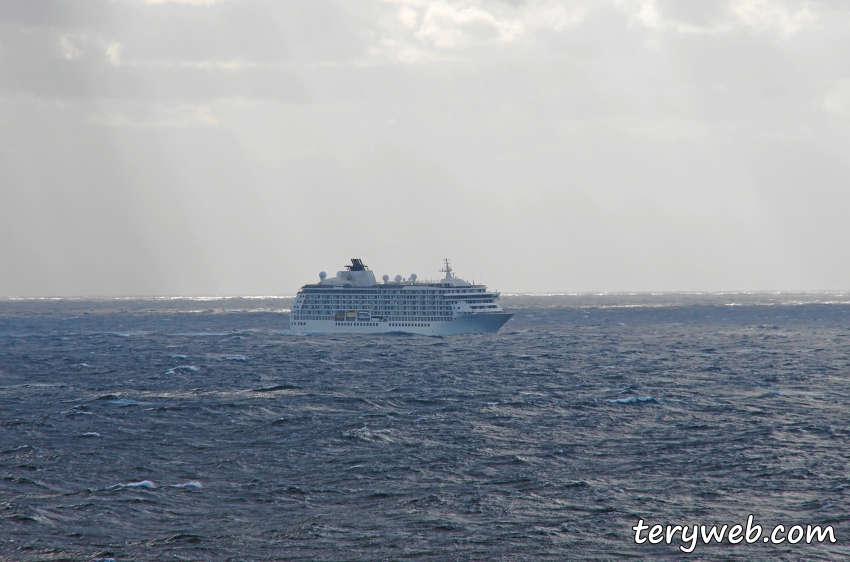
0 0 115 28
0 0 384 102
0 0 374 64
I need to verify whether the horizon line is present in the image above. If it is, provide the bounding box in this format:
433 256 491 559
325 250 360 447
3 290 850 301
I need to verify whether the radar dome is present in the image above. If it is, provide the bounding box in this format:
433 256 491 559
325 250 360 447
319 271 327 280
382 274 389 283
394 275 402 282
410 273 417 282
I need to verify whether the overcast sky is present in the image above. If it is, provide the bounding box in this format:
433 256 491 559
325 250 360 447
1 0 849 296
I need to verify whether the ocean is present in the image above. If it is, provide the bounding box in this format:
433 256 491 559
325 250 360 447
1 294 848 560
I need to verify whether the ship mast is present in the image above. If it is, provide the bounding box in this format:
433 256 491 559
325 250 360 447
440 258 453 281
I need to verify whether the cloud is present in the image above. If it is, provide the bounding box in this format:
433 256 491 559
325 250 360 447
0 2 311 102
144 0 235 5
615 0 819 37
730 0 817 38
86 103 220 127
414 3 525 49
0 0 294 64
397 5 418 28
377 0 585 62
3 0 850 294
60 35 83 60
105 42 121 65
822 80 850 117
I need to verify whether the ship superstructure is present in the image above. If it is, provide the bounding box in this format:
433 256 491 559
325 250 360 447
290 259 512 335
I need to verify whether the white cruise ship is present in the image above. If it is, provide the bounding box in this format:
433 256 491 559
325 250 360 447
290 259 513 335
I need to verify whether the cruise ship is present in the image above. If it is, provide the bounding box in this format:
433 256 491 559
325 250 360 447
290 259 513 335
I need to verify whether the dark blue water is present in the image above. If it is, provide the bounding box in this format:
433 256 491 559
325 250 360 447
1 294 849 560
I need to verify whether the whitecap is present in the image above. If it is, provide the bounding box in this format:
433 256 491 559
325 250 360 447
607 396 657 404
172 481 202 489
124 480 155 489
81 432 100 437
123 480 156 490
109 480 155 490
164 365 198 375
224 355 248 361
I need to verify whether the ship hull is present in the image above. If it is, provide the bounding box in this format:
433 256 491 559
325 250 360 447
290 313 513 335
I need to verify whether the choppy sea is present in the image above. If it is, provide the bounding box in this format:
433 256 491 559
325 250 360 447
1 294 849 561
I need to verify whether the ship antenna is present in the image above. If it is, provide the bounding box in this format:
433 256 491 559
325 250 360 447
441 258 453 280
